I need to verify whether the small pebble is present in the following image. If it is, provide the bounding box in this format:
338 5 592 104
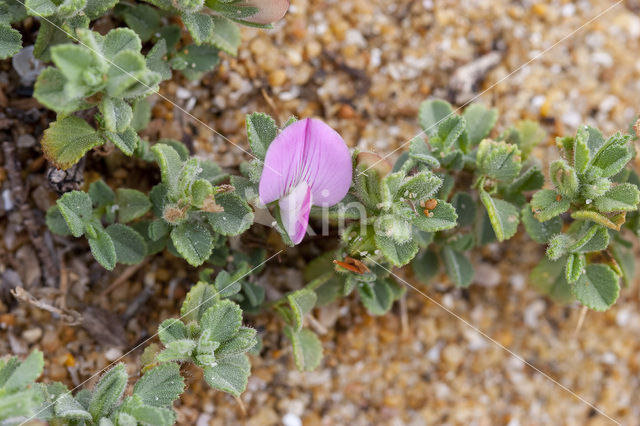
22 327 43 343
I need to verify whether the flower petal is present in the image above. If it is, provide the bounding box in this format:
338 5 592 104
279 181 312 244
259 118 352 207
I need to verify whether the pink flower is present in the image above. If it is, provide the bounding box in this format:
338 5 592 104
242 0 289 24
259 118 352 244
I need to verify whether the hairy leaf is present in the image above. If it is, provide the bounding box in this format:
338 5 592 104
203 354 251 397
42 116 104 169
572 264 620 311
284 327 323 372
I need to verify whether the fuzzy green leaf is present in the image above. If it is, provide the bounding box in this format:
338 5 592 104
246 112 278 160
530 189 570 222
133 363 185 408
209 15 240 55
89 179 116 208
203 353 251 397
84 0 118 19
215 327 257 360
413 200 458 232
397 171 442 202
549 159 578 199
46 205 72 236
57 191 93 237
565 253 585 284
24 0 56 16
521 204 562 244
183 12 214 45
34 67 89 115
593 183 640 213
42 116 104 169
431 115 466 152
89 364 127 420
0 389 43 421
476 139 522 182
104 127 139 156
568 224 609 254
171 221 213 266
206 192 253 236
158 318 188 346
116 188 151 223
287 288 317 332
122 3 159 41
374 234 418 267
0 24 21 59
152 144 183 197
181 282 218 322
572 264 620 311
530 257 573 303
146 39 171 81
105 224 146 265
590 134 633 178
130 99 152 132
105 50 147 97
411 248 439 284
479 191 519 242
284 327 322 372
200 300 243 343
54 393 92 421
418 99 453 137
2 350 43 391
462 103 498 145
88 229 117 270
451 192 475 227
442 246 473 288
358 279 393 315
100 98 133 133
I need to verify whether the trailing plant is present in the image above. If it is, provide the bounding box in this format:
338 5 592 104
0 281 258 423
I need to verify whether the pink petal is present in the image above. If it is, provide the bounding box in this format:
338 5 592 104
241 0 289 24
279 181 312 244
259 118 352 207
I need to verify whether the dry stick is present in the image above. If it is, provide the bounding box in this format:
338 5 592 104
2 135 59 287
573 305 588 340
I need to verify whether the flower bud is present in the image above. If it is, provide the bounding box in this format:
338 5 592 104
242 0 289 24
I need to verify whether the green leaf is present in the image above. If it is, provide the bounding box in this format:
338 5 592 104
126 404 176 426
116 188 151 223
183 12 214 45
374 234 418 267
521 204 562 244
431 115 466 152
46 205 72 236
530 257 574 303
152 144 183 197
105 224 146 265
505 120 546 160
577 125 606 161
0 24 21 59
205 192 253 236
287 288 317 332
181 282 218 322
130 99 152 132
568 224 609 253
413 200 458 232
89 364 128 420
411 248 439 284
133 363 185 408
565 253 585 284
397 171 442 202
590 134 632 178
105 50 147 97
506 166 544 195
246 112 278 160
170 44 220 77
462 103 498 145
203 354 251 397
215 327 257 360
200 299 243 343
284 327 323 372
171 221 213 266
479 190 519 242
611 242 635 287
594 183 640 212
476 139 522 182
34 67 89 115
209 15 241 56
0 389 43 421
25 0 56 15
51 43 99 98
530 189 570 222
122 3 160 41
2 350 44 391
84 0 118 19
54 393 92 421
42 116 104 169
571 210 626 231
418 99 453 137
89 179 116 208
88 229 117 270
57 191 93 237
103 28 142 57
451 192 475 227
157 339 197 362
358 279 393 315
104 127 139 156
158 318 187 346
549 160 579 199
146 39 171 81
572 264 620 311
442 246 474 288
100 98 133 133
